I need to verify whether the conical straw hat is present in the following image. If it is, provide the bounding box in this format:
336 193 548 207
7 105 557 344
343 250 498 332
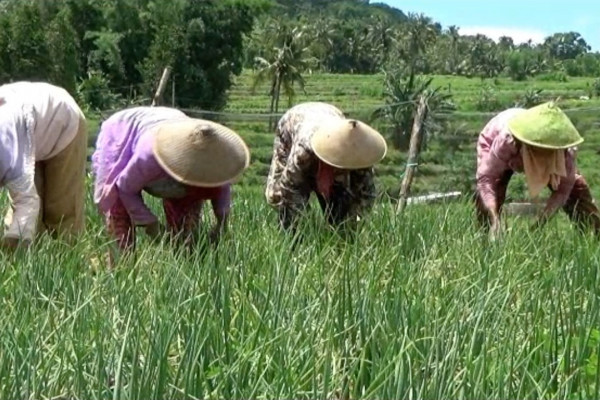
310 119 387 169
507 102 583 149
153 118 250 187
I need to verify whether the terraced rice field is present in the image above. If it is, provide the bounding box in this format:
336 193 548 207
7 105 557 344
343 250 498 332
221 71 600 199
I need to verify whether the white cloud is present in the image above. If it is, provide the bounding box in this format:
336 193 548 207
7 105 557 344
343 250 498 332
459 26 548 45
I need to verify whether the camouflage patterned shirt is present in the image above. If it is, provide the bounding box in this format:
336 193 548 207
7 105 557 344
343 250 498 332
265 102 377 229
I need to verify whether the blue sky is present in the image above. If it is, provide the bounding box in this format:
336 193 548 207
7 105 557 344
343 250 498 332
380 0 600 51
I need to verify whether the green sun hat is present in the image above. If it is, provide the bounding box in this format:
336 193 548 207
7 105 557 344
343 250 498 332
507 101 584 149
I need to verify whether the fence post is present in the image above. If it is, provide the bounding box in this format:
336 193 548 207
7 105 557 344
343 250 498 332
171 78 175 107
396 95 428 214
151 67 171 107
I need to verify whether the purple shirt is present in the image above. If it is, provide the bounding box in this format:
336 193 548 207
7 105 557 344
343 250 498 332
92 106 231 225
476 108 576 214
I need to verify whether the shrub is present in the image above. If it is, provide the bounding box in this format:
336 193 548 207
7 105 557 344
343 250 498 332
371 67 455 150
507 51 531 81
589 78 600 98
562 59 583 77
475 84 501 111
537 71 568 82
515 88 544 108
76 69 124 112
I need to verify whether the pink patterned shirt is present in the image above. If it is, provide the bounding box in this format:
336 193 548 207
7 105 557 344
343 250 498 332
476 108 576 214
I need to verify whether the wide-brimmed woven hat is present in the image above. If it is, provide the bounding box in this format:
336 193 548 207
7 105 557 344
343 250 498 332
153 118 250 187
310 119 387 169
507 102 583 149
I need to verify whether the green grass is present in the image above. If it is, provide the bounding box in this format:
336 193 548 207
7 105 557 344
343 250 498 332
6 71 600 399
2 183 600 399
225 72 596 115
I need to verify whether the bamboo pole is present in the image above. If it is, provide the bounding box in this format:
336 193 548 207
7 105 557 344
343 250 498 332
171 79 175 107
396 95 428 214
151 67 171 107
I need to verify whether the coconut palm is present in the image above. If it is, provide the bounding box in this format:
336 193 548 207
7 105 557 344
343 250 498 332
252 22 315 129
400 13 438 72
306 17 334 71
446 25 460 74
366 15 395 65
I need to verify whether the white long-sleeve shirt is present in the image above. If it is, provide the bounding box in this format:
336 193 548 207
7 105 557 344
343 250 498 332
0 82 84 241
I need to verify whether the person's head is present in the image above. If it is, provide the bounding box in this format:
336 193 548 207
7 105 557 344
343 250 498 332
507 102 583 152
309 118 387 198
508 102 583 199
310 118 387 172
152 118 250 188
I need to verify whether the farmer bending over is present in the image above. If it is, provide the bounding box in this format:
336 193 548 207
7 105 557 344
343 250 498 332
0 81 88 249
265 102 387 231
92 106 250 261
475 101 600 240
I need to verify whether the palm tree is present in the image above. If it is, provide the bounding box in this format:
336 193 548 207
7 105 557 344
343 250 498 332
498 35 515 51
366 15 395 65
252 23 315 129
306 17 334 71
466 34 503 79
401 13 438 72
446 25 460 74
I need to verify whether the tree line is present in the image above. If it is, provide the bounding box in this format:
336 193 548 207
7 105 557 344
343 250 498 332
249 0 597 78
0 0 596 113
0 0 269 111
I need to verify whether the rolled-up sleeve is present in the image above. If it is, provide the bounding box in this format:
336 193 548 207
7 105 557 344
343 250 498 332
4 142 39 241
115 154 162 226
211 184 231 217
476 134 515 212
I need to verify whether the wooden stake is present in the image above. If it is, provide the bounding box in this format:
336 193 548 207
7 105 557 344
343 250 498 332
171 78 175 107
396 95 428 214
151 67 171 107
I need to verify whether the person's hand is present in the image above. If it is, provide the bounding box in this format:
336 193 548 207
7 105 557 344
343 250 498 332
531 213 549 232
489 218 502 242
1 237 31 251
180 230 196 249
144 221 163 239
209 225 222 246
530 218 545 232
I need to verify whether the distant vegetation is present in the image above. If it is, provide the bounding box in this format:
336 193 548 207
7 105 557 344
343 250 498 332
220 71 600 200
0 0 598 113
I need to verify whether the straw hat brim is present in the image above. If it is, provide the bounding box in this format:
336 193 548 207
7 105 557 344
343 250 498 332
507 102 584 150
310 119 387 169
152 119 250 188
509 132 584 150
